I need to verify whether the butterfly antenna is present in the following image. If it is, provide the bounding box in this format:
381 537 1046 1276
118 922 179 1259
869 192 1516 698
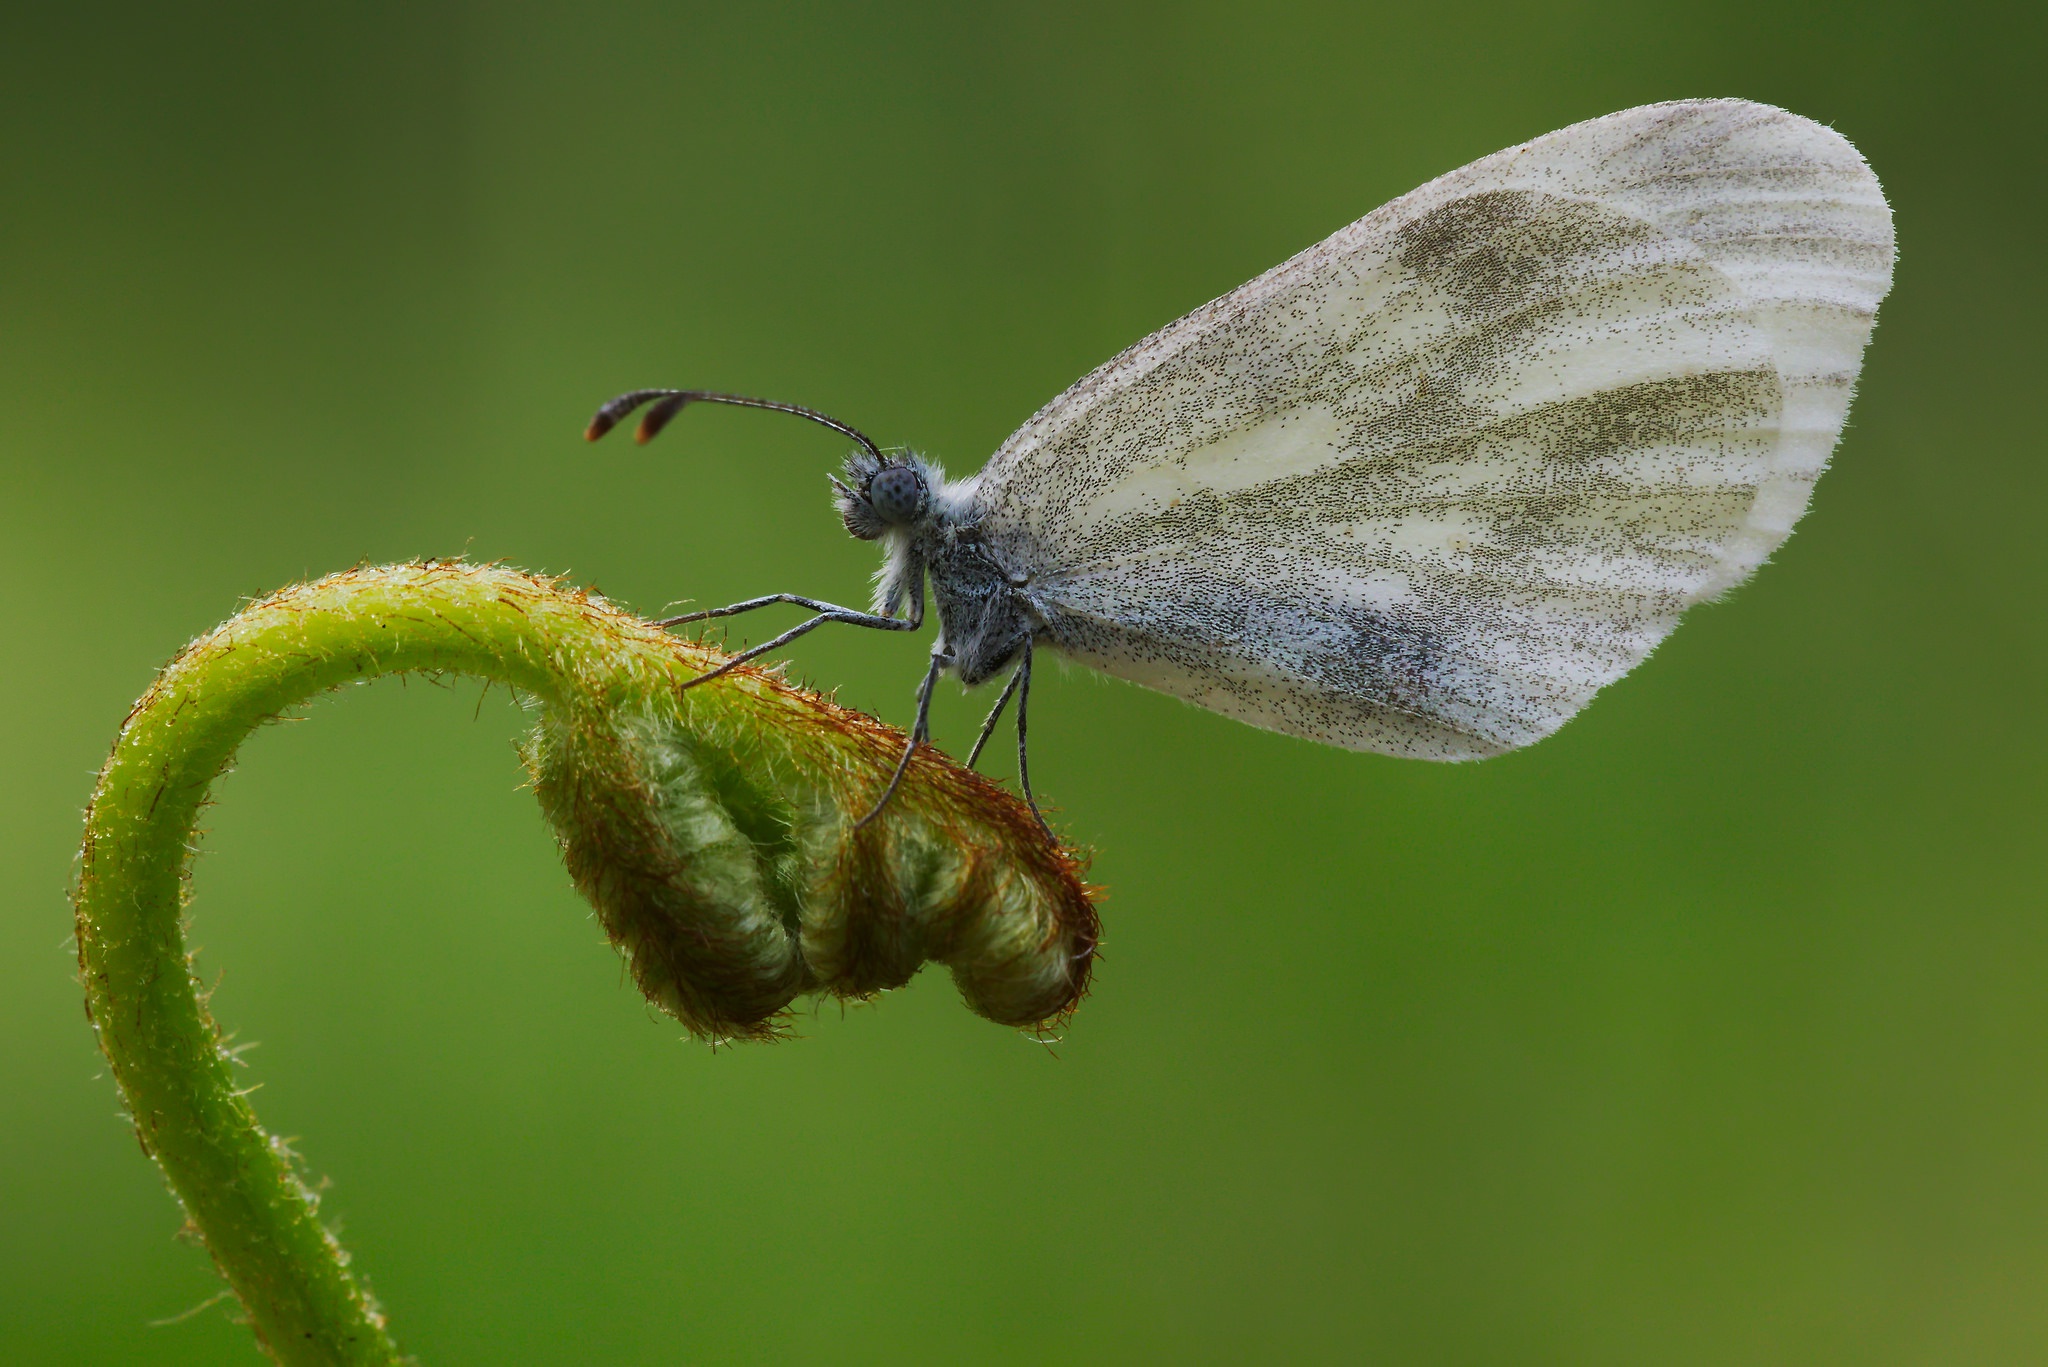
584 389 885 462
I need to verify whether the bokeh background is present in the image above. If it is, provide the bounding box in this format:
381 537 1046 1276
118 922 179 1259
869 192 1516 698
4 2 2043 1362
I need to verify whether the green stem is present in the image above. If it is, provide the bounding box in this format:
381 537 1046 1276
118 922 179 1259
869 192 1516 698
74 561 1097 1365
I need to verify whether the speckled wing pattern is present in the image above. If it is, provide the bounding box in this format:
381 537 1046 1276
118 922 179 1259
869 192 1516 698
968 99 1894 759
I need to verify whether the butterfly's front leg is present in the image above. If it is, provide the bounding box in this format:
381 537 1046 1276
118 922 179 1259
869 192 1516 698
664 582 926 691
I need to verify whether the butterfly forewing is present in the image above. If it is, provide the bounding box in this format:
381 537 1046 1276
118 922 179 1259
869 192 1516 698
968 99 1893 759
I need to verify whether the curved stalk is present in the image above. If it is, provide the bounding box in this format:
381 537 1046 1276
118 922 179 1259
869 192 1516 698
73 561 1097 1364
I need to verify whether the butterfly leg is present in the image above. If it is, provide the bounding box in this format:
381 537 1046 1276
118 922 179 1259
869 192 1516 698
854 647 951 829
662 589 925 690
1013 641 1055 844
676 609 916 690
656 593 895 629
964 660 1025 769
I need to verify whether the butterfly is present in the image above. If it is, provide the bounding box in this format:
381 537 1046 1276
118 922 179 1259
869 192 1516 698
588 99 1895 840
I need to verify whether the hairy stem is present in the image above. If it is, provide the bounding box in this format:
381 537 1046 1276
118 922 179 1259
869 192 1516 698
74 561 1096 1365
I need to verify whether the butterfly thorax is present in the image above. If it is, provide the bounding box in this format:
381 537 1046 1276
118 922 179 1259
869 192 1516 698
920 521 1036 685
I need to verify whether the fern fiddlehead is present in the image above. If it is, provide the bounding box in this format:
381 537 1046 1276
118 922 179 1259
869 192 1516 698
73 561 1098 1364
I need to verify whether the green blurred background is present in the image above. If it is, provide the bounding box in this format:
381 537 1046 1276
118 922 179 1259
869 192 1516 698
4 2 2042 1362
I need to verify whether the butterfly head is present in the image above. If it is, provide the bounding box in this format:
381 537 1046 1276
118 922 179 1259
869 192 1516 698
834 451 934 540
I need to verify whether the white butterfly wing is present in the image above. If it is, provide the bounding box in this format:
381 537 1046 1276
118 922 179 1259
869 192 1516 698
968 99 1894 759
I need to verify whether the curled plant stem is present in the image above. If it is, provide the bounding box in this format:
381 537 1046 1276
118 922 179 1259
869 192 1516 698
73 561 1097 1365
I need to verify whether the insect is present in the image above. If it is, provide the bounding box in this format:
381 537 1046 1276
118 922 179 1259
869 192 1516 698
588 99 1894 841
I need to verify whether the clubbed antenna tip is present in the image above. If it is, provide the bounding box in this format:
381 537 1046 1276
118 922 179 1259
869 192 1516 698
584 388 676 443
635 393 692 444
580 388 887 462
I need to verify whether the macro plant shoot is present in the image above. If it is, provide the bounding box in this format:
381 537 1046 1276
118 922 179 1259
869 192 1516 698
71 97 1892 1365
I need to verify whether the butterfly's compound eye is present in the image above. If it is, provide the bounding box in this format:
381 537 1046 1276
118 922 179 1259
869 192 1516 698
867 465 928 525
